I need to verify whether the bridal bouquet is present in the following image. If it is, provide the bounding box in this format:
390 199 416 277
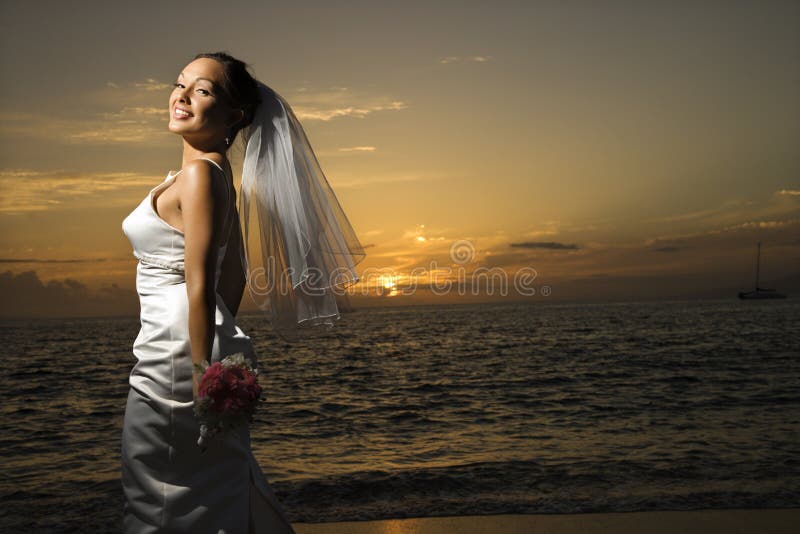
192 352 263 451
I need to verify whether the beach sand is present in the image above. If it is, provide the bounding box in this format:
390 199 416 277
293 508 799 533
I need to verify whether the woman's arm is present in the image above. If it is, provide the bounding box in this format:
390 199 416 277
181 160 225 398
217 214 247 317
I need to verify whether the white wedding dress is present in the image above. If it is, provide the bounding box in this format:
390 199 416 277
120 157 295 533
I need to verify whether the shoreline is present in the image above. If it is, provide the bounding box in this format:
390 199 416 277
293 508 800 533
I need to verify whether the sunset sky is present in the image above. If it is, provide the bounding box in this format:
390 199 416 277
1 1 798 317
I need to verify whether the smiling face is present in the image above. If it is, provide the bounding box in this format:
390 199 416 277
167 58 240 146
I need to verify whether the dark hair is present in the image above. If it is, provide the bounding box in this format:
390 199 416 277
193 51 262 150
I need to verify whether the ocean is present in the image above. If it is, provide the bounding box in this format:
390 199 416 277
1 298 799 532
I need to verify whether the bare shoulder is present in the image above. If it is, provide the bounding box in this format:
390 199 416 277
178 159 218 196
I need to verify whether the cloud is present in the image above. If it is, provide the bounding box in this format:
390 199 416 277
401 224 452 243
132 78 172 91
723 218 799 230
521 220 562 238
652 246 687 253
509 241 579 250
642 199 753 224
100 106 166 118
284 86 408 122
345 213 800 296
644 218 800 250
643 194 800 232
294 100 406 121
0 270 138 318
0 79 404 146
0 257 119 263
332 171 457 189
0 168 159 213
338 146 377 152
0 108 171 145
439 55 493 64
0 77 174 146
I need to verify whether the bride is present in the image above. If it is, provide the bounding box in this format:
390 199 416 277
121 52 365 533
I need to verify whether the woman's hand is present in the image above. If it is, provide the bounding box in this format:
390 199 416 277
192 366 208 401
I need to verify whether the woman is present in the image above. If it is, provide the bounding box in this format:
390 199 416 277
121 52 365 532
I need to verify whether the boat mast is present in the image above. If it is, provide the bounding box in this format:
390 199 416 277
755 241 761 290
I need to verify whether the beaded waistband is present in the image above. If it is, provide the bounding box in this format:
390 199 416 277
133 251 185 273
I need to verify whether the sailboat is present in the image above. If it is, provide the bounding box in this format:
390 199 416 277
738 241 786 299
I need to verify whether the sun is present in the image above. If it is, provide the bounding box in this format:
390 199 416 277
378 274 398 297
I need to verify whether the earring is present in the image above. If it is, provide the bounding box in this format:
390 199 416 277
224 134 231 147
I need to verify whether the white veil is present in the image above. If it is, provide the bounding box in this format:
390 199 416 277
236 81 366 340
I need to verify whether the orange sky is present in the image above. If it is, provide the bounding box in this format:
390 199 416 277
1 1 799 318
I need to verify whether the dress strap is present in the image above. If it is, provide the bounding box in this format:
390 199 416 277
196 156 224 173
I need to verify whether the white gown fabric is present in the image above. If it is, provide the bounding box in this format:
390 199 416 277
120 157 295 533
